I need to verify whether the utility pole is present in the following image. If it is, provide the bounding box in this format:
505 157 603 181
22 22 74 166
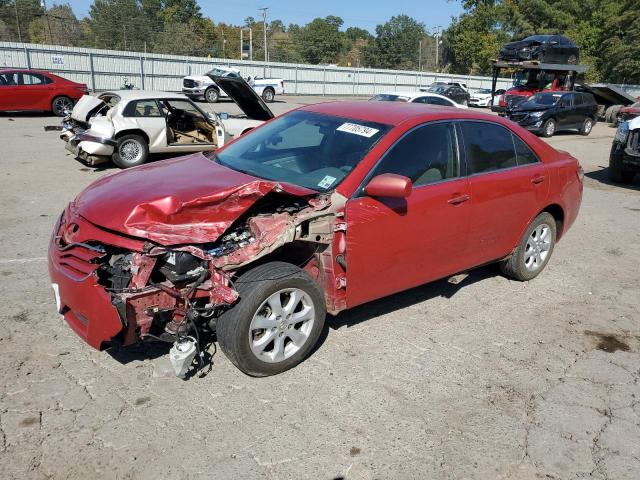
40 0 53 44
434 26 442 73
418 40 422 71
14 1 23 43
240 29 243 59
258 7 268 62
249 28 253 61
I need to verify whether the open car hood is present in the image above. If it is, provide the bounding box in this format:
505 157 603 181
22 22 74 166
207 74 275 122
74 153 314 245
71 95 105 123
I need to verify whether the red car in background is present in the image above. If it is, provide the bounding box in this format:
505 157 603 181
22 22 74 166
48 102 583 377
0 69 88 116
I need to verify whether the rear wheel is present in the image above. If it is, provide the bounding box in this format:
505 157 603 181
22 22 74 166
609 146 636 183
500 212 556 281
51 96 74 116
261 88 275 103
216 262 326 377
542 118 556 137
580 117 594 136
112 134 148 168
205 87 220 103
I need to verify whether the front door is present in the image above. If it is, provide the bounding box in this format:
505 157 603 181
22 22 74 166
160 99 216 152
345 121 472 308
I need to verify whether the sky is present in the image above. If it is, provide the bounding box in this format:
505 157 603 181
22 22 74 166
63 0 464 33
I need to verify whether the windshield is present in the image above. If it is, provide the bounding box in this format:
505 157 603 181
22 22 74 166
206 67 241 79
527 93 563 105
370 94 409 102
213 111 391 192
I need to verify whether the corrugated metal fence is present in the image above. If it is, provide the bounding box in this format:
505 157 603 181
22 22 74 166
0 42 514 95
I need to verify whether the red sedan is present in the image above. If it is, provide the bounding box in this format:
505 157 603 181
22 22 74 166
0 69 88 116
48 102 583 376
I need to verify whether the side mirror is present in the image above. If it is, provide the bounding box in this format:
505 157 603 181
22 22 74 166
364 173 412 198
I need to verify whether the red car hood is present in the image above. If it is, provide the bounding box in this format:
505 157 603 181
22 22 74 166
75 153 315 245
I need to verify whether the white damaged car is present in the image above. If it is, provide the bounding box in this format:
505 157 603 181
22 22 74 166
60 75 275 168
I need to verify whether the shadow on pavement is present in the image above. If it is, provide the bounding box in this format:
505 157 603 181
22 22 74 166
585 168 640 191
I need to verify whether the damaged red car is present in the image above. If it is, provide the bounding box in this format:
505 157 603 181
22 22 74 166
48 101 583 376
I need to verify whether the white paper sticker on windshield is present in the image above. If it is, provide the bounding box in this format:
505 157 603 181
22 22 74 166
318 175 337 189
337 122 379 138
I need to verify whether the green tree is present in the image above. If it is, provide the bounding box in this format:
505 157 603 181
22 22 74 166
28 3 82 46
0 0 44 42
366 15 426 70
293 16 348 64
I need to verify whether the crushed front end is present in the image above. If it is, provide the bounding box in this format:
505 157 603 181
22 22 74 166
48 189 338 355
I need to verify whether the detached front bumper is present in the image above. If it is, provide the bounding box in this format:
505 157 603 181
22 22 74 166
48 214 125 350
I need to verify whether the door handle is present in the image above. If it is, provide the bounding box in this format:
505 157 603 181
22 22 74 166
531 175 545 184
448 194 470 205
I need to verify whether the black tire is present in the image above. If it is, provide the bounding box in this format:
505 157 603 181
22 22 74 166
500 212 557 281
261 87 275 103
609 145 636 183
580 117 594 136
112 134 149 168
216 262 326 377
541 118 556 137
205 87 220 103
51 96 74 116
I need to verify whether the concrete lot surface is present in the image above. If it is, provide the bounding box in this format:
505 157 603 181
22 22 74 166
0 95 639 479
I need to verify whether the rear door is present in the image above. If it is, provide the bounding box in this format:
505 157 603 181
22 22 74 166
345 121 473 307
459 120 548 266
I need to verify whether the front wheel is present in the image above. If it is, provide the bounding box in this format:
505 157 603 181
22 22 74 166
205 87 220 103
542 118 556 137
112 134 149 168
609 146 636 183
500 212 556 281
216 262 326 376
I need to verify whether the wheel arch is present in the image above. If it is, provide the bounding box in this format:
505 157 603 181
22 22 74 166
539 203 565 240
115 129 150 145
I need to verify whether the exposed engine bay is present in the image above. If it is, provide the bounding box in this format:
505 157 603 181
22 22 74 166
51 178 346 377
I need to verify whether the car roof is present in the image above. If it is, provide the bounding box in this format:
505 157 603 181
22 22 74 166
0 68 52 74
300 101 507 126
100 90 190 101
376 91 453 101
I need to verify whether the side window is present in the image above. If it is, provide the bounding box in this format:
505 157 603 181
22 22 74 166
369 123 459 187
123 100 163 117
412 96 429 104
460 121 517 174
573 94 583 106
161 100 204 117
20 73 47 85
512 134 539 165
428 97 453 106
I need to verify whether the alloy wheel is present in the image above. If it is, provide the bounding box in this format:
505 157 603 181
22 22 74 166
545 120 555 136
53 97 73 116
524 224 552 272
248 288 315 363
119 139 144 164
